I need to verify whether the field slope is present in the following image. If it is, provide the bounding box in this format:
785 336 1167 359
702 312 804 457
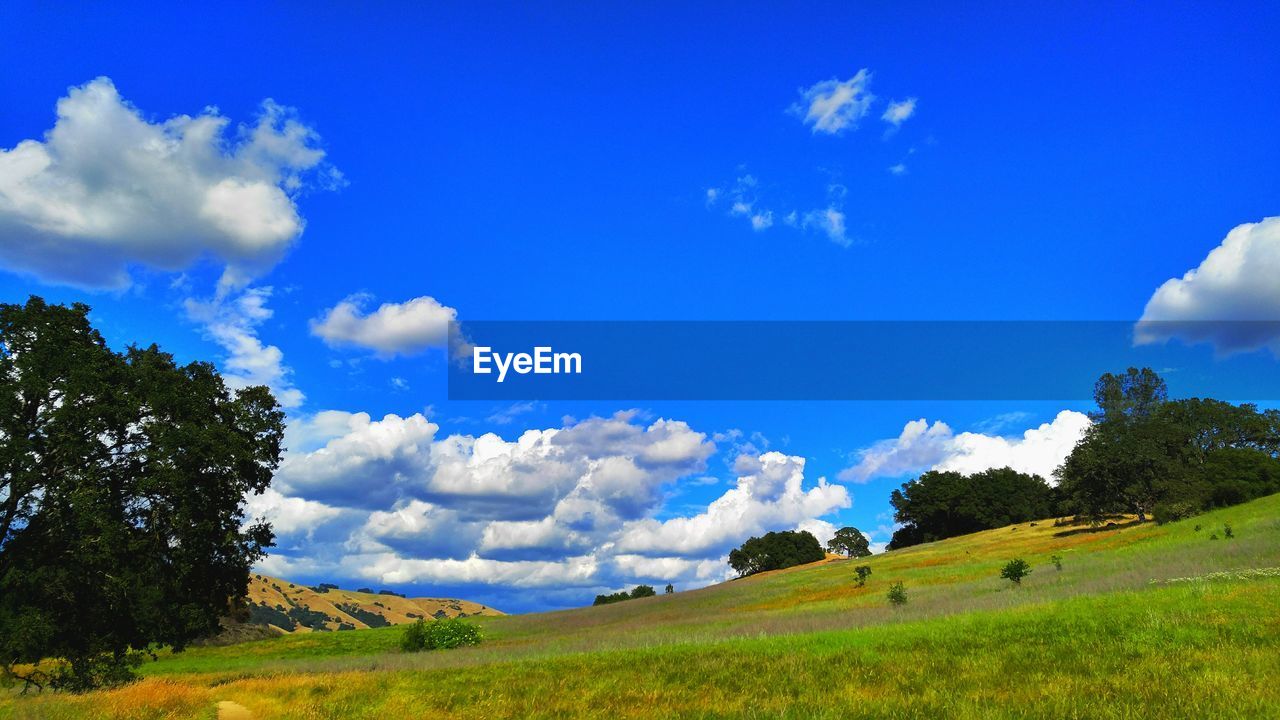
4 494 1278 719
241 575 501 634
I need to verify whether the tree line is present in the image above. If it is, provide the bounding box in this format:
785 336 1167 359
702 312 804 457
887 368 1280 549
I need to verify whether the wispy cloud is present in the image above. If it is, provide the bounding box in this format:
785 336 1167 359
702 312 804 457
790 69 875 135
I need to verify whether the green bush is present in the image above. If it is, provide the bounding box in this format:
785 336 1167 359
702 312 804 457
854 565 872 587
1000 558 1032 585
887 582 907 606
1049 554 1063 571
1153 501 1197 525
400 618 481 652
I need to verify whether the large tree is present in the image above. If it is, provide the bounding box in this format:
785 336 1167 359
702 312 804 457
887 467 1058 550
0 297 283 690
1058 370 1280 522
826 527 871 558
728 530 825 577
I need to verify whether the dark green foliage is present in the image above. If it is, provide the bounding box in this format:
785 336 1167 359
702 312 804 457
248 603 297 631
1050 554 1063 571
665 584 674 594
593 585 658 606
400 618 481 652
854 565 872 587
827 527 872 558
356 588 374 594
378 589 406 598
286 606 333 631
887 468 1058 549
1058 369 1280 523
1000 558 1032 584
728 530 825 577
887 582 907 605
1223 522 1234 539
336 603 391 628
0 297 284 689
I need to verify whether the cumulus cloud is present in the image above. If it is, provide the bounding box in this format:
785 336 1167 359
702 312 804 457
791 70 875 135
258 413 850 603
1137 216 1280 354
881 98 917 127
184 286 305 408
615 452 850 558
311 294 459 355
840 411 1090 483
244 487 343 540
0 77 338 288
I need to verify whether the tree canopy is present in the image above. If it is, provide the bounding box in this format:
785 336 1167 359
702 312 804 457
593 585 657 606
1058 369 1280 522
887 467 1057 550
826 527 871 558
728 530 825 577
0 297 284 689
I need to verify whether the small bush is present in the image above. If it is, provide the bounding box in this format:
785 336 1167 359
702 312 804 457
1153 502 1198 525
1223 522 1235 539
887 582 907 606
854 565 872 587
1049 554 1063 571
400 618 481 652
1001 558 1032 585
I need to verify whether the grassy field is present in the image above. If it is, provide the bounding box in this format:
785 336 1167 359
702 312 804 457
3 494 1278 719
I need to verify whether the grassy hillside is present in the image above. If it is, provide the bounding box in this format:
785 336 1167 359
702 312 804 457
241 575 501 634
4 494 1278 719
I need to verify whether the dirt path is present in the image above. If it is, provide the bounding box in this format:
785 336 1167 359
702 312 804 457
216 700 253 720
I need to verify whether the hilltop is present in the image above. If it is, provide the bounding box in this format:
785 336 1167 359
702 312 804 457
240 575 501 634
6 494 1279 718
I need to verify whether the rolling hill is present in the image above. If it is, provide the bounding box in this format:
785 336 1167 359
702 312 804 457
4 494 1278 718
241 575 501 634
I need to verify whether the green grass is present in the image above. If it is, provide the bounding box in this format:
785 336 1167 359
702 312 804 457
4 495 1279 718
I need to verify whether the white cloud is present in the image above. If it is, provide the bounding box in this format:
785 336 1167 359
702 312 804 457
615 452 850 558
1137 216 1280 354
881 98 917 127
0 77 338 288
244 487 343 539
888 163 908 176
750 211 774 231
257 413 849 600
311 294 459 356
840 411 1091 483
791 70 875 135
803 207 850 247
184 286 304 408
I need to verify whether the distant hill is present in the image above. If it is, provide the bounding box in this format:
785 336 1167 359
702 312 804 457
244 574 502 633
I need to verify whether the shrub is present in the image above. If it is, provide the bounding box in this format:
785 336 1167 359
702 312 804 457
854 565 872 587
1153 501 1197 525
1050 554 1063 571
400 618 481 652
664 584 674 594
1223 522 1235 539
1001 558 1032 585
887 582 907 606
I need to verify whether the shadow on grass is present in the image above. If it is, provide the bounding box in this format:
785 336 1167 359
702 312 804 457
1053 518 1145 538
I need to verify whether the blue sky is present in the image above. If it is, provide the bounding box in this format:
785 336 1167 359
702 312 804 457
2 2 1278 612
